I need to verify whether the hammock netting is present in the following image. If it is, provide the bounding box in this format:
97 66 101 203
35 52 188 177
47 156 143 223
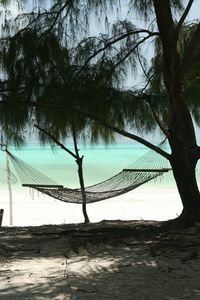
6 145 171 204
0 166 17 184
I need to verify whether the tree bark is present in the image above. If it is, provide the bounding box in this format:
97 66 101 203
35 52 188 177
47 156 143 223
71 118 90 223
0 209 4 227
76 157 90 223
168 92 200 224
6 146 13 226
153 0 200 225
170 151 200 223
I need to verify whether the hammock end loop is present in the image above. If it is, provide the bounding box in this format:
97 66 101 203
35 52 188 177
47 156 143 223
0 144 7 152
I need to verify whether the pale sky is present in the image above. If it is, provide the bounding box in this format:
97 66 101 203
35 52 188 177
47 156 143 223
1 0 199 93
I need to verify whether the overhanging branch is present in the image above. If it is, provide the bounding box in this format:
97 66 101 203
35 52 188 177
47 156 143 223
77 29 159 75
111 33 158 72
34 124 77 159
145 99 169 137
176 0 194 34
71 108 170 160
0 99 170 159
176 23 200 79
135 51 168 136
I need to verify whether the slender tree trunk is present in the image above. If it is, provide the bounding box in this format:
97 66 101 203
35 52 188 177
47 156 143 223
34 123 90 223
6 146 13 226
0 209 4 226
71 119 90 223
76 157 90 223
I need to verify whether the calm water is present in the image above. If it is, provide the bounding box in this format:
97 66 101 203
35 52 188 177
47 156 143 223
0 142 198 226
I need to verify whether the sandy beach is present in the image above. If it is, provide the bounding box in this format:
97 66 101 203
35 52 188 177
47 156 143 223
1 220 200 299
0 184 182 226
1 169 194 299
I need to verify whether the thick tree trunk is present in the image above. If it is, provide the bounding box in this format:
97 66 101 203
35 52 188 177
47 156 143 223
168 92 200 225
153 1 200 226
170 155 200 225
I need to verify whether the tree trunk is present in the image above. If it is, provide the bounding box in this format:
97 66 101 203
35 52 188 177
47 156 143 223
153 1 200 226
168 91 200 225
170 155 200 225
71 117 90 223
35 123 90 223
6 146 13 226
0 209 4 227
77 157 90 223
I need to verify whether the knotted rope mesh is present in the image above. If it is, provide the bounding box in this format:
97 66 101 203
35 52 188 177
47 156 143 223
0 166 17 184
6 144 171 204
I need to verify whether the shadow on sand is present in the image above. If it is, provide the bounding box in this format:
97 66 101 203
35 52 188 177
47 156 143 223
0 221 200 299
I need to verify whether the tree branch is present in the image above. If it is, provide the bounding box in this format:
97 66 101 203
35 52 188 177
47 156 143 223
145 99 169 137
0 96 170 159
71 116 82 161
153 0 178 88
176 23 200 79
136 50 168 136
34 124 77 159
15 101 169 159
176 0 194 34
43 3 68 35
77 29 159 75
111 33 158 72
71 108 170 160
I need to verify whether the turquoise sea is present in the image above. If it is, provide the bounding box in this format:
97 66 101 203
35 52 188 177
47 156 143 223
0 142 198 226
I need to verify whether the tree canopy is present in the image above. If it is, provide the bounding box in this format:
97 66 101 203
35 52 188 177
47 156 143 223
0 1 196 145
1 0 199 145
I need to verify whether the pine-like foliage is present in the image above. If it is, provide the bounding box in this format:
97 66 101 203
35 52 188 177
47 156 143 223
0 0 199 145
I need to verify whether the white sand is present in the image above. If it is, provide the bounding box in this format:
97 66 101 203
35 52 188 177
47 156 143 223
0 184 182 226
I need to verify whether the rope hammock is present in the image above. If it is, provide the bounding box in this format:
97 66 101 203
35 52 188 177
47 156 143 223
5 145 171 204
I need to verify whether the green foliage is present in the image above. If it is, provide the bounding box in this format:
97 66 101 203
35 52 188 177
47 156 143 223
129 0 183 20
0 100 30 145
184 25 200 125
0 0 199 146
146 23 200 127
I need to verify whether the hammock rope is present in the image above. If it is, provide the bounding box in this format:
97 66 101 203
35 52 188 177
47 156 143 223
6 150 59 186
0 166 17 184
5 145 171 204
